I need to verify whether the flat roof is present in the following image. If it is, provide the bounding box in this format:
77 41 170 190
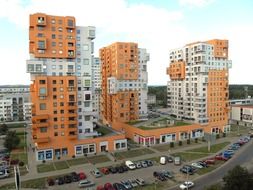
231 104 253 108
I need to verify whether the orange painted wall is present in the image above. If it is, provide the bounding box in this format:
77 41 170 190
207 70 229 132
206 39 228 59
31 76 78 146
167 61 185 80
100 42 140 124
29 13 76 58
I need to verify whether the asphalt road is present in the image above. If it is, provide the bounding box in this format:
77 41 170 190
169 138 253 190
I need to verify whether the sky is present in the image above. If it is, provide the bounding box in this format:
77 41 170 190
0 0 253 86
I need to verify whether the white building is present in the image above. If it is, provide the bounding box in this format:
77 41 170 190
0 86 31 121
92 57 101 120
230 105 253 127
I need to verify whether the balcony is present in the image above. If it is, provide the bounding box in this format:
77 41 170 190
33 122 49 128
35 137 50 143
32 114 49 122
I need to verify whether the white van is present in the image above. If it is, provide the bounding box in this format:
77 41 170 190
125 160 136 170
174 156 181 165
160 156 167 165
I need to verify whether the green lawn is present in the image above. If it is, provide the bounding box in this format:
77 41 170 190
0 177 46 189
6 123 26 128
114 148 154 160
186 142 230 153
16 134 26 149
54 161 69 170
95 126 112 136
87 155 110 164
10 152 28 164
172 152 210 162
138 125 170 130
175 121 190 126
37 163 56 173
67 157 88 166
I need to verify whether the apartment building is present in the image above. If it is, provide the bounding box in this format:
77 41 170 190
27 13 126 161
99 42 149 125
167 39 232 134
230 105 253 127
92 57 101 119
0 85 31 121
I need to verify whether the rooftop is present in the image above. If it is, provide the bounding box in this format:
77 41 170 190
231 104 253 108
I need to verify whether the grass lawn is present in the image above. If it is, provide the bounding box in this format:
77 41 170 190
138 125 170 130
54 161 69 170
67 157 88 166
175 121 190 126
172 152 210 162
87 155 110 164
96 126 112 136
0 177 46 189
114 148 154 160
16 134 26 149
37 163 56 173
186 142 230 153
10 152 28 164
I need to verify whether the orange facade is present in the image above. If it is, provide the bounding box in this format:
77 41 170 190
166 61 185 80
100 42 139 124
29 13 76 58
206 39 228 59
207 70 229 132
31 76 78 145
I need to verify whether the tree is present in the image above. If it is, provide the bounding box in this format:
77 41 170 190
0 123 8 135
4 131 20 151
223 165 253 190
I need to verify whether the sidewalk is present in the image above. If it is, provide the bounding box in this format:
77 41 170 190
0 136 238 186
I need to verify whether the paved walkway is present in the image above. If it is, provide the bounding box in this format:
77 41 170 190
0 135 238 187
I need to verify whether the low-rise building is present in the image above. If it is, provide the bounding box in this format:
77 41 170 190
230 105 253 127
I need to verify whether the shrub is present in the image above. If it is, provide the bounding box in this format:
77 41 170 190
170 142 174 148
72 155 75 159
179 141 183 146
202 137 206 142
57 156 61 160
216 134 220 139
223 133 226 137
19 161 24 167
195 138 198 143
187 139 190 144
42 160 46 163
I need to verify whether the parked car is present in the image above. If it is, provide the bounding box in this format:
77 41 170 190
78 172 86 180
197 161 208 168
117 166 124 173
140 160 148 168
71 172 80 182
108 166 117 174
179 166 194 175
0 169 9 179
120 180 132 189
56 177 64 185
125 160 136 170
135 162 142 169
128 179 138 187
167 156 173 163
97 185 105 190
135 178 145 186
104 183 115 190
161 170 174 178
47 178 55 186
160 156 167 165
91 168 102 178
191 162 203 169
63 175 72 183
203 158 215 165
228 144 239 150
179 181 194 190
113 183 127 190
100 167 110 175
78 179 95 188
215 155 229 161
146 160 154 166
121 165 129 172
174 156 181 165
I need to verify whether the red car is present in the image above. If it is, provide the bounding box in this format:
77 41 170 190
104 183 116 190
97 185 105 190
203 158 215 165
100 167 109 175
78 172 86 180
215 155 229 161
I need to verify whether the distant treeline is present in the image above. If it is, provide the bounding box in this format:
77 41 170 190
148 84 253 107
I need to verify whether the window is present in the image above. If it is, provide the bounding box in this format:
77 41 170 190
58 19 63 24
40 127 47 133
61 132 65 136
54 117 57 122
52 65 56 70
84 80 90 86
77 30 80 34
51 19 56 24
59 65 63 70
85 94 91 100
39 87 46 95
53 88 57 92
68 19 74 27
51 41 56 47
39 80 46 84
58 27 63 32
84 116 90 121
52 80 57 84
60 102 64 106
38 41 45 49
51 27 55 31
52 34 56 39
40 103 46 110
54 132 58 136
84 102 90 107
83 59 89 65
83 44 89 51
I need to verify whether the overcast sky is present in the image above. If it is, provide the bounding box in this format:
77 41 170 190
0 0 253 85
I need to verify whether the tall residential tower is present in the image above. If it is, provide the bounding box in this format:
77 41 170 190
100 42 149 125
167 39 232 133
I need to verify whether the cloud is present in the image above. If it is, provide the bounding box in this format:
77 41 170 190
179 0 215 7
0 0 187 85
